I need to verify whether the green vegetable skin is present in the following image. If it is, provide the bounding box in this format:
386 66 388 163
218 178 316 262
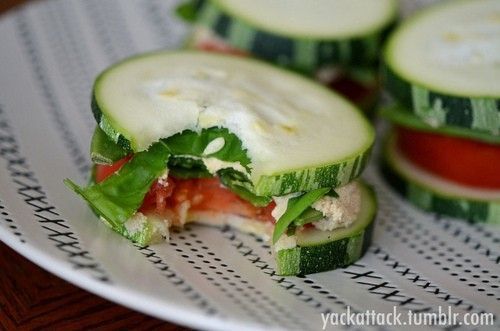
276 182 376 276
65 142 170 245
383 67 500 138
68 50 377 275
90 126 129 164
380 104 500 144
179 0 396 74
382 0 500 139
272 187 331 244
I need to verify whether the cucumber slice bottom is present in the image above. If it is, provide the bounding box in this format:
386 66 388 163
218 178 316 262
275 181 376 276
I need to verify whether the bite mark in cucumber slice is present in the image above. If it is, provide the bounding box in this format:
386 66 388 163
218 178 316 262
382 134 500 224
275 181 376 276
187 0 396 73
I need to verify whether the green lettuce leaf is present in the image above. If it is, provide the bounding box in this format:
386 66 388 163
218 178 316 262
164 127 251 171
90 126 129 164
272 188 331 244
167 156 211 179
65 142 170 243
164 127 269 205
175 0 204 22
293 208 324 227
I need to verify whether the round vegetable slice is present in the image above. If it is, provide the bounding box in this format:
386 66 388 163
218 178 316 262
384 0 500 137
275 181 376 276
92 51 374 196
382 133 500 224
183 0 397 73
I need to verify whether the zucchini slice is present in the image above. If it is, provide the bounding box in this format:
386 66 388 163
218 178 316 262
92 51 374 196
382 134 500 224
275 181 376 276
384 0 500 137
185 0 397 73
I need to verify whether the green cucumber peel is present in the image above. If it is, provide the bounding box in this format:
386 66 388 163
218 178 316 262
380 104 500 144
272 187 331 244
65 142 171 241
90 126 129 165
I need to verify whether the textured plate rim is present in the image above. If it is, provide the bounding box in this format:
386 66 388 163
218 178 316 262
0 228 274 331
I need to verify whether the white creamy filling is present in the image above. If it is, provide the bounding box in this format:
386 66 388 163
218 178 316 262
271 192 302 221
312 182 361 231
270 182 361 233
157 169 170 187
202 157 247 175
124 212 170 244
171 154 248 176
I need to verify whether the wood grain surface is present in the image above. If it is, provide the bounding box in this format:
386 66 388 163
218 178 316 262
0 1 190 330
0 242 190 330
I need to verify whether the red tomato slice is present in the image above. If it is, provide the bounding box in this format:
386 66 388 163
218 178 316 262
172 177 275 222
142 177 275 223
196 40 248 56
396 127 500 189
139 178 176 214
327 74 378 110
94 156 132 183
96 157 275 223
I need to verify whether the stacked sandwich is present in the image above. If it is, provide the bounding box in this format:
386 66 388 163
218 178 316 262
66 52 377 275
177 0 397 111
381 0 500 223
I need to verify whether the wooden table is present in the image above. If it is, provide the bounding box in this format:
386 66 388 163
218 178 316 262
0 2 189 329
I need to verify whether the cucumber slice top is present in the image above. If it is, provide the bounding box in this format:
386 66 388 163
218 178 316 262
93 51 374 185
385 0 500 97
212 0 397 39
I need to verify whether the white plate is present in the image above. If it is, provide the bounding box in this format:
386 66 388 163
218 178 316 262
0 1 498 330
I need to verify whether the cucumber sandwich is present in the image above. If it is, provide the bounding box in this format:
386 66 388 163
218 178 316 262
65 51 377 275
380 0 500 224
177 0 398 111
